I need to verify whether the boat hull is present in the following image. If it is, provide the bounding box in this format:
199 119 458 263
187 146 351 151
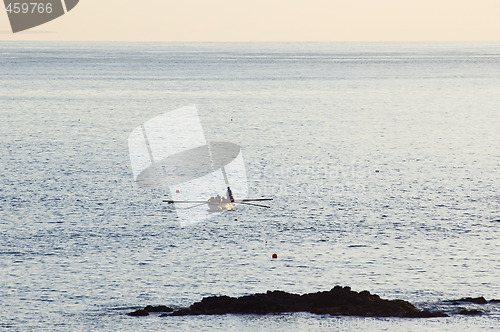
207 202 234 212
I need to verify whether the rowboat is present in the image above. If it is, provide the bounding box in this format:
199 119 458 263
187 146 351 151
163 191 272 212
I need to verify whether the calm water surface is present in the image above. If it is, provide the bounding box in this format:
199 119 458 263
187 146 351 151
1 42 499 331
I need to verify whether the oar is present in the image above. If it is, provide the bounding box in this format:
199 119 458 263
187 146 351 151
239 202 271 208
176 202 207 210
163 200 207 204
236 198 273 202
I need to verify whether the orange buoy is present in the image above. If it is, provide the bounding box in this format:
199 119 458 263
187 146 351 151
272 253 277 259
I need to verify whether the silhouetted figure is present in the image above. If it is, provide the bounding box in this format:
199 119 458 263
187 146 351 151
226 187 234 203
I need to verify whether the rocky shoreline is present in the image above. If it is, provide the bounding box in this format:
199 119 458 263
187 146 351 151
128 286 454 318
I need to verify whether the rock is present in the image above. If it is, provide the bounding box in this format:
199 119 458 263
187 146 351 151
457 308 483 315
127 305 173 316
168 286 447 318
127 309 149 317
489 299 500 303
452 297 488 304
127 305 174 317
144 305 173 313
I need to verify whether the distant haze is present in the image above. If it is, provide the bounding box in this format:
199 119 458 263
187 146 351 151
1 0 499 41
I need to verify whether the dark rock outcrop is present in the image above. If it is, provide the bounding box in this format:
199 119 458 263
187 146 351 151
457 297 488 304
144 305 173 313
457 308 483 315
127 305 173 316
127 309 149 317
446 297 488 305
163 286 446 318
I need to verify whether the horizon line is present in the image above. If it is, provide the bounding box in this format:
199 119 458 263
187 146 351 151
1 39 500 43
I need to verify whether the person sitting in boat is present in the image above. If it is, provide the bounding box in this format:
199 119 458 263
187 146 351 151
226 187 234 203
215 194 223 203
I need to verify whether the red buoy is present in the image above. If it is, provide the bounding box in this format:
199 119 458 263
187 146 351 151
272 253 278 259
175 189 180 193
234 219 238 221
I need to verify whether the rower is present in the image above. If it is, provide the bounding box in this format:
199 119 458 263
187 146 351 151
226 186 234 203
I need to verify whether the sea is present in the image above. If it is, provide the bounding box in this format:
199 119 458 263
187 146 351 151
1 41 499 331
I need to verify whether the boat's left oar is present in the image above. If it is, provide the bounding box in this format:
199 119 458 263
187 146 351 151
239 202 271 208
176 202 207 210
163 200 207 204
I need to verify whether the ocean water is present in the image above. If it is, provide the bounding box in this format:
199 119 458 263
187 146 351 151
1 41 499 331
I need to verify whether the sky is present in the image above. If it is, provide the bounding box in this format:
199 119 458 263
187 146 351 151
1 0 500 41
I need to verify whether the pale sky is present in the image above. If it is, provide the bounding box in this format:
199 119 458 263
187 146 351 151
1 0 499 41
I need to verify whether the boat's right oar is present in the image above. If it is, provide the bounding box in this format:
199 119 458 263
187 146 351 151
239 202 271 208
236 198 273 202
